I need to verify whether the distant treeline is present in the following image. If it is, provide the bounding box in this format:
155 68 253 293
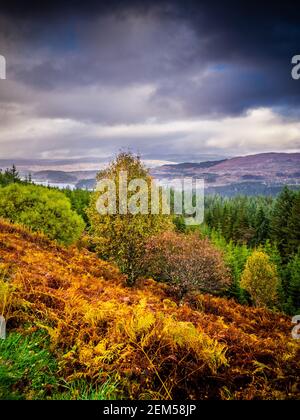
206 181 300 197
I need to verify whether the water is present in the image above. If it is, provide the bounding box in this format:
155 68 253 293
31 180 76 190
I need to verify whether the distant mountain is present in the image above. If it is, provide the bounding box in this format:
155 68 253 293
205 152 300 174
2 152 300 196
33 170 77 183
150 152 300 196
152 152 300 182
75 178 96 190
151 159 227 178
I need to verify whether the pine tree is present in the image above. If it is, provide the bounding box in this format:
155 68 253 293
286 193 300 257
222 241 249 304
0 165 21 186
253 207 270 246
270 187 295 260
5 164 20 183
286 251 300 314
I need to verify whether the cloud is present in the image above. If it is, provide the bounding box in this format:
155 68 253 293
0 106 299 160
0 1 300 160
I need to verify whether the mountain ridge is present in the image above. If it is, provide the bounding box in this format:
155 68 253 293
151 152 300 185
1 152 300 195
155 152 300 173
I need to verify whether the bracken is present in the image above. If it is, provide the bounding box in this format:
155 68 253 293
0 218 299 400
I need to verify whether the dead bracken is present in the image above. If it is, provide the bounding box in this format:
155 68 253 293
0 218 299 400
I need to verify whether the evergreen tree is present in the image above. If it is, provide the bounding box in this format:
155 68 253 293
270 187 295 260
253 207 270 246
286 251 300 314
225 242 249 303
5 165 20 183
0 165 21 187
286 193 300 257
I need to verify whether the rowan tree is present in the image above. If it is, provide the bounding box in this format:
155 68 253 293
142 231 231 298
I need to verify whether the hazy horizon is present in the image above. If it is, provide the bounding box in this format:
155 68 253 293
1 150 300 175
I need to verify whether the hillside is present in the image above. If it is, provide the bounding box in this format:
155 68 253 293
33 171 78 183
152 152 300 181
0 219 299 400
150 152 300 196
209 152 300 173
2 153 300 195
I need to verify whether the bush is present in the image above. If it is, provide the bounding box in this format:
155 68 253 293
0 183 85 245
142 231 231 298
240 250 280 308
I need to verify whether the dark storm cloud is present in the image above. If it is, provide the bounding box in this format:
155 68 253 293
1 0 300 159
1 0 300 117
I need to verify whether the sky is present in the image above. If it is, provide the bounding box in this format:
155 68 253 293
0 0 300 164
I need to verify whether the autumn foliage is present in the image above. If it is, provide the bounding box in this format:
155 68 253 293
241 250 279 308
143 231 231 298
87 153 173 284
0 219 299 400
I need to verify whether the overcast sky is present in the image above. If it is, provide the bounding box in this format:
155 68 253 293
0 0 300 163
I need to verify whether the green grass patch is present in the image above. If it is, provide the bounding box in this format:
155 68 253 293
0 330 58 399
0 330 119 400
53 379 119 400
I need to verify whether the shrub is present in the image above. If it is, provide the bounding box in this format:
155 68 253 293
142 231 231 298
0 183 85 245
240 250 280 308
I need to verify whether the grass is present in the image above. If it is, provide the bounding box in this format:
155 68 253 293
53 379 119 400
0 330 58 399
0 330 119 400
